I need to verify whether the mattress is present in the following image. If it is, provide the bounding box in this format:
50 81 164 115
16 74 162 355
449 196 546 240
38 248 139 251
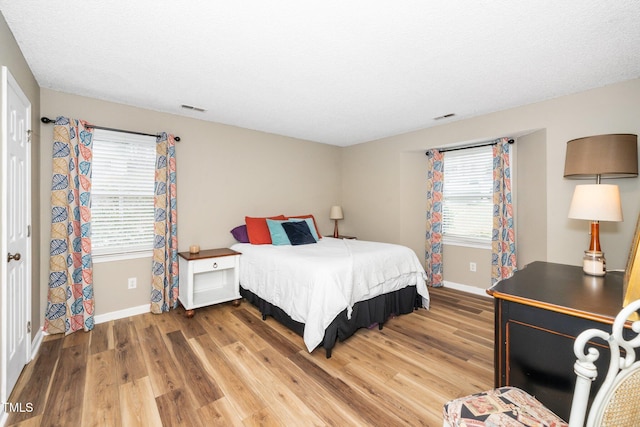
231 237 429 351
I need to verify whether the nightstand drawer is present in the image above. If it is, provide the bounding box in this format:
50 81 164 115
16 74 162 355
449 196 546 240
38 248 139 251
191 255 236 273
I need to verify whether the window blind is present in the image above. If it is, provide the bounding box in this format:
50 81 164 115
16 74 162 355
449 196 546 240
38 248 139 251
442 145 493 244
91 129 156 256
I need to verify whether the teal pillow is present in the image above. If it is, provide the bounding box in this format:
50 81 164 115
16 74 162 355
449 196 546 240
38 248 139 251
266 218 303 245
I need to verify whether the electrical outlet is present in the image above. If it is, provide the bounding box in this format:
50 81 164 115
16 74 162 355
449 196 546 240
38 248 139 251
469 262 477 272
128 277 137 289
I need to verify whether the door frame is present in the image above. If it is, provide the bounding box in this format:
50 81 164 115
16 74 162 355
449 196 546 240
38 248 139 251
1 65 32 408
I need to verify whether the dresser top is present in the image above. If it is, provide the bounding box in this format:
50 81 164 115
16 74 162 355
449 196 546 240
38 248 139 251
488 261 624 323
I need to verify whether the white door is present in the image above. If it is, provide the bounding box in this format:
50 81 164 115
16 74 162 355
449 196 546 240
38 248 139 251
1 66 31 403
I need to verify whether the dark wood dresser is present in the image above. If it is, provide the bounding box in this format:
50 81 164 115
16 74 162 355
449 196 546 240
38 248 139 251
487 261 629 421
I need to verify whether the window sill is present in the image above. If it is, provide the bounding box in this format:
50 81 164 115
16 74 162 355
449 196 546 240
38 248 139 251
92 250 153 264
443 238 491 250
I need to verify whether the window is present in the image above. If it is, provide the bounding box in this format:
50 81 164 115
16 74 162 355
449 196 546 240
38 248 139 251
442 145 493 247
91 129 156 260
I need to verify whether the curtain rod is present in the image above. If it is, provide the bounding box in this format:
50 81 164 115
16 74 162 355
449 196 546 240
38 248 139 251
40 117 181 142
426 138 513 156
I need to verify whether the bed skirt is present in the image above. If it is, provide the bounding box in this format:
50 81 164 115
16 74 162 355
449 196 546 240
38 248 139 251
240 284 421 358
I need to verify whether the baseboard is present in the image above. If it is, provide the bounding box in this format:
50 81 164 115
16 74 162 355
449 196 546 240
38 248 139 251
28 304 149 359
30 328 44 361
443 280 492 298
94 304 150 324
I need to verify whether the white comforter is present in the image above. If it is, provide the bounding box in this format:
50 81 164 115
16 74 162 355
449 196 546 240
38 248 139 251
231 237 429 352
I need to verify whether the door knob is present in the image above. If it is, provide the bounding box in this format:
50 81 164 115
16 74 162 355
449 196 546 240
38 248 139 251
7 252 21 262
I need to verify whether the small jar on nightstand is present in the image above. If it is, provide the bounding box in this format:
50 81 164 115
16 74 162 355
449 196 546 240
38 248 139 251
582 250 606 276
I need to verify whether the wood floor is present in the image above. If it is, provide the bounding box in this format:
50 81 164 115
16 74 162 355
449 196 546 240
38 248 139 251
6 287 494 427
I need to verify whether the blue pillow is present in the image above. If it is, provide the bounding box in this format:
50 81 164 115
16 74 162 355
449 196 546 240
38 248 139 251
266 218 303 245
291 217 320 241
282 221 317 245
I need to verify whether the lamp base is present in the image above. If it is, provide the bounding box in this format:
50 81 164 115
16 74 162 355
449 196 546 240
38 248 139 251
583 250 606 276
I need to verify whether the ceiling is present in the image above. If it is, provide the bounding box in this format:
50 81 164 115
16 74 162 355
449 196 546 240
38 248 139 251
2 1 640 146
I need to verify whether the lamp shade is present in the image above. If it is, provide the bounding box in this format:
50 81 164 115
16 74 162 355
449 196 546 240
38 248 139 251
329 205 343 220
564 134 638 179
568 184 622 222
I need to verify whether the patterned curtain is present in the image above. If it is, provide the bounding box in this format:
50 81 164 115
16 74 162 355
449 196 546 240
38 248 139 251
150 132 179 313
425 149 444 287
44 117 95 334
492 138 517 284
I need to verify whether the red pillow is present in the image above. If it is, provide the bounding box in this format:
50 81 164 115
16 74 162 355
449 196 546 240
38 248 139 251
245 215 286 244
286 214 322 239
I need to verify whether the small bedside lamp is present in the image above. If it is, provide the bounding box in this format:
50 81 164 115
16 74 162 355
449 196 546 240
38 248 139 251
568 184 622 276
330 205 343 238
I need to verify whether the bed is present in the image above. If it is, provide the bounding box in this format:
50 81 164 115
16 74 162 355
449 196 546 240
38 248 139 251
230 236 429 357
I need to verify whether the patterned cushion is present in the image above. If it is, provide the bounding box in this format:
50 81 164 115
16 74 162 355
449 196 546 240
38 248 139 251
443 386 568 427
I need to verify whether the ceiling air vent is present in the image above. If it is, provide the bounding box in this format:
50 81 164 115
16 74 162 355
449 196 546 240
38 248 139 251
181 104 206 112
434 113 455 120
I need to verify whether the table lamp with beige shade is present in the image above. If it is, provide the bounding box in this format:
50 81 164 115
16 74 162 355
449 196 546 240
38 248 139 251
564 134 638 276
330 205 343 238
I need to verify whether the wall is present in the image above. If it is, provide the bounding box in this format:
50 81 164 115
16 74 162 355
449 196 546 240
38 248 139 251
443 245 492 288
0 14 41 341
515 129 547 269
342 78 640 291
40 89 342 317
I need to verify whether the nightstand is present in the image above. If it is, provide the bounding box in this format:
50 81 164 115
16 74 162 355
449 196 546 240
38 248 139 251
178 248 241 317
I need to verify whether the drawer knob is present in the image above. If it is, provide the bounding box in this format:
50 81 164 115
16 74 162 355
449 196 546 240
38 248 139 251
212 262 218 269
